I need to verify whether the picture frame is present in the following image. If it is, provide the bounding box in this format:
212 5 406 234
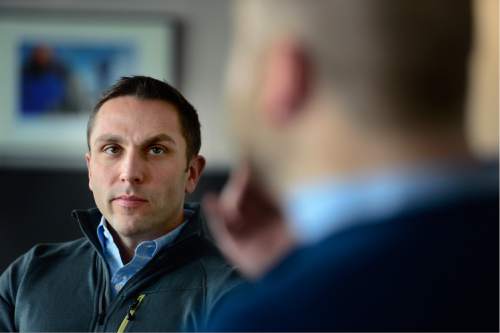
0 9 181 168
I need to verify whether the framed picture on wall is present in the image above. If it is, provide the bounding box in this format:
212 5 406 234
0 9 181 168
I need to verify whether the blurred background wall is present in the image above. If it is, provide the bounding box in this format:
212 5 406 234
0 0 497 272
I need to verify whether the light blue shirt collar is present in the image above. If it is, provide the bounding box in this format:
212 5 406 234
96 209 193 297
285 162 497 245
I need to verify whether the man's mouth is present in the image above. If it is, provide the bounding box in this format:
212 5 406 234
112 195 148 208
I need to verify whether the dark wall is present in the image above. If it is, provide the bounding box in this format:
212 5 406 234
0 167 228 272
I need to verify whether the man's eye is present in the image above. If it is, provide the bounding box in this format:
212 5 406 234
103 145 120 155
149 146 166 155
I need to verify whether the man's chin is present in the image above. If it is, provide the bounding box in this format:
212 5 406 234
109 217 150 238
113 202 149 214
115 227 151 242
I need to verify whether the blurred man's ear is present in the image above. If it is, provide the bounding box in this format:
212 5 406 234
85 152 93 192
185 155 206 194
261 40 311 126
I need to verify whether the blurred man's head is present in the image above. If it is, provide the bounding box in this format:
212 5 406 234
226 0 472 196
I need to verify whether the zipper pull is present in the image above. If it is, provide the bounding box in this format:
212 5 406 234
117 294 146 333
98 290 106 325
127 298 141 320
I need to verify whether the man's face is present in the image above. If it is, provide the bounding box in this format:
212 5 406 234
86 96 192 241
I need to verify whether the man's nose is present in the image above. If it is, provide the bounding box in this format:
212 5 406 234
119 151 145 184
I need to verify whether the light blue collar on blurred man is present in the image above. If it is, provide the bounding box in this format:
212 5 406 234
285 162 497 245
96 209 193 298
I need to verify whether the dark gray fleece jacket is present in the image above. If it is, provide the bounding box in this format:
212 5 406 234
0 203 240 332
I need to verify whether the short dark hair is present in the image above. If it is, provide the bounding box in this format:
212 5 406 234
88 76 201 161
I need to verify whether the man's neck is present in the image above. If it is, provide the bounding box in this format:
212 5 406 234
271 119 472 205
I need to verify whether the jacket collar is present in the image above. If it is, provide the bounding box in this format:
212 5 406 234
72 202 206 254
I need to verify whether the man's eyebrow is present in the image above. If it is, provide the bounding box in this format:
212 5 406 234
92 134 177 146
143 134 177 147
94 134 124 145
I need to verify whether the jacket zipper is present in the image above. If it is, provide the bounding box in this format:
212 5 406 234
92 252 110 331
117 294 146 333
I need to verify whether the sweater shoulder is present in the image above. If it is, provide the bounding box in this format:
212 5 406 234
6 238 93 276
28 238 92 259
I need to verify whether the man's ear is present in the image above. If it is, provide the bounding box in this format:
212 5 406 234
260 39 311 126
85 152 93 192
185 155 206 194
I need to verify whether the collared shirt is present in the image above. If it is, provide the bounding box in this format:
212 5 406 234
285 162 497 245
97 209 193 297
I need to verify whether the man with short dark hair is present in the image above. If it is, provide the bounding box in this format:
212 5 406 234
203 0 499 331
0 76 240 332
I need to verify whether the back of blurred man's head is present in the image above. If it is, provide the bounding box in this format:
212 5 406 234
226 0 472 196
